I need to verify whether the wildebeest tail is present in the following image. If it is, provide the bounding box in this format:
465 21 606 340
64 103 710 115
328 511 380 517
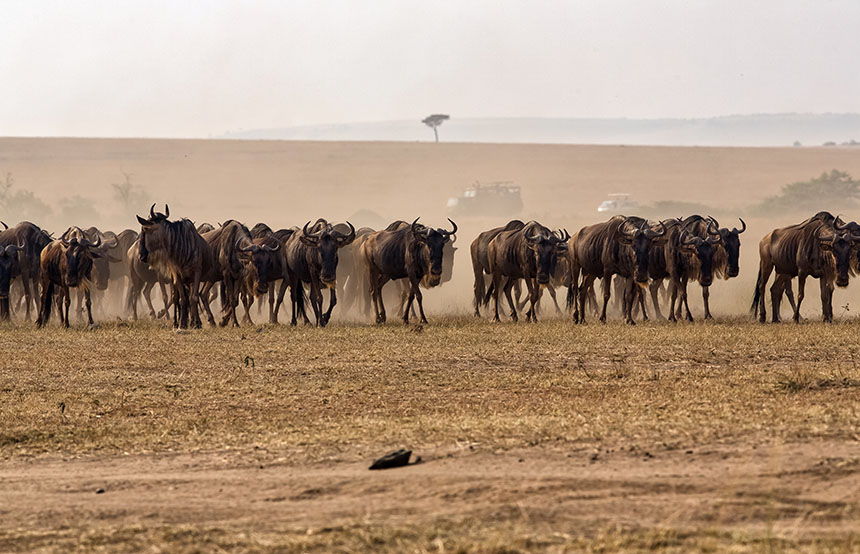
566 285 576 311
40 281 55 326
483 282 494 306
473 273 486 311
750 267 762 314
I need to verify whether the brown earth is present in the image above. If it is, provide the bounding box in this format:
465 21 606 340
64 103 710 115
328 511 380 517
1 319 859 552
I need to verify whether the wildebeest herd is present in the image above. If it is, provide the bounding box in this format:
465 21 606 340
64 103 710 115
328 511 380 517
0 206 856 328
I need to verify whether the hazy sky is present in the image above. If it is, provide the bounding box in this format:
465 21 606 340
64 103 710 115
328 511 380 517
2 0 858 137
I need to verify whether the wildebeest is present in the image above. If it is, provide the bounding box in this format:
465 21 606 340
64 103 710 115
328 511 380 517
0 222 52 320
285 219 356 326
36 230 107 328
107 228 140 291
471 220 525 317
487 221 569 322
337 226 377 316
570 216 667 324
198 220 254 327
237 225 290 324
753 212 859 323
361 218 456 324
662 216 724 322
125 238 171 320
137 204 220 328
0 234 25 320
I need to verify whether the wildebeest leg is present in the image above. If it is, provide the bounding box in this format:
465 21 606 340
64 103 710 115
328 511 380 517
198 282 215 328
547 285 561 314
63 287 72 329
820 279 834 323
374 276 390 324
757 260 774 323
402 279 419 324
793 273 807 324
473 264 486 317
321 286 337 327
84 288 94 326
588 277 600 317
649 280 665 320
525 278 539 323
680 275 693 322
142 281 157 318
157 281 170 319
783 280 797 314
271 281 287 324
637 285 648 321
621 278 634 325
307 280 323 326
668 279 680 323
577 275 596 324
599 272 613 323
769 274 788 323
20 274 33 321
491 271 504 322
702 285 712 320
503 278 518 322
241 292 253 326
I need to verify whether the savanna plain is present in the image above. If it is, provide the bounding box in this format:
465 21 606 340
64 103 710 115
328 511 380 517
1 138 860 552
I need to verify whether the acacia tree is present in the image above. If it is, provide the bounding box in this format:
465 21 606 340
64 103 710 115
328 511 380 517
422 114 449 142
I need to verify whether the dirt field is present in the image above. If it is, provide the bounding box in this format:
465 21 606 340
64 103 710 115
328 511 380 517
1 319 859 552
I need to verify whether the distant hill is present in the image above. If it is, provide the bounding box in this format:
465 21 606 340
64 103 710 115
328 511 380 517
222 113 860 147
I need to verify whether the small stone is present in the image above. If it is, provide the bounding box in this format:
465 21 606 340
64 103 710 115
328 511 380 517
95 488 105 494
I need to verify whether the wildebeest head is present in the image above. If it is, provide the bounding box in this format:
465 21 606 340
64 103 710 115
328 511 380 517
678 225 723 287
59 234 103 288
238 239 281 295
136 203 171 264
617 219 667 283
524 225 569 285
823 220 860 287
300 220 356 286
710 216 745 278
410 218 457 287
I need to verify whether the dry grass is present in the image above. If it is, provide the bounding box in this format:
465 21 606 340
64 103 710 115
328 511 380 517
2 318 859 460
2 317 860 552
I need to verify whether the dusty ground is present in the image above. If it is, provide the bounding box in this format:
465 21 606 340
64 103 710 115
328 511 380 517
1 319 859 552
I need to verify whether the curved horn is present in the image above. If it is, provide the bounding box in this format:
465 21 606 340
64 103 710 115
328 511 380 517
4 242 22 255
618 218 637 237
302 221 314 238
332 221 356 242
834 215 849 231
733 218 746 234
261 241 280 252
645 220 667 238
679 229 698 246
447 218 458 235
0 221 7 231
707 221 721 236
236 239 255 253
150 203 156 219
411 217 421 236
164 204 169 218
707 215 720 229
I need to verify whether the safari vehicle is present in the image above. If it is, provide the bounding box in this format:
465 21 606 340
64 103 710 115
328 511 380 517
597 193 639 214
447 181 523 218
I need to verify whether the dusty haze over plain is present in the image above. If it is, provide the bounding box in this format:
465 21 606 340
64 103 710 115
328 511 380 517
3 0 860 138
